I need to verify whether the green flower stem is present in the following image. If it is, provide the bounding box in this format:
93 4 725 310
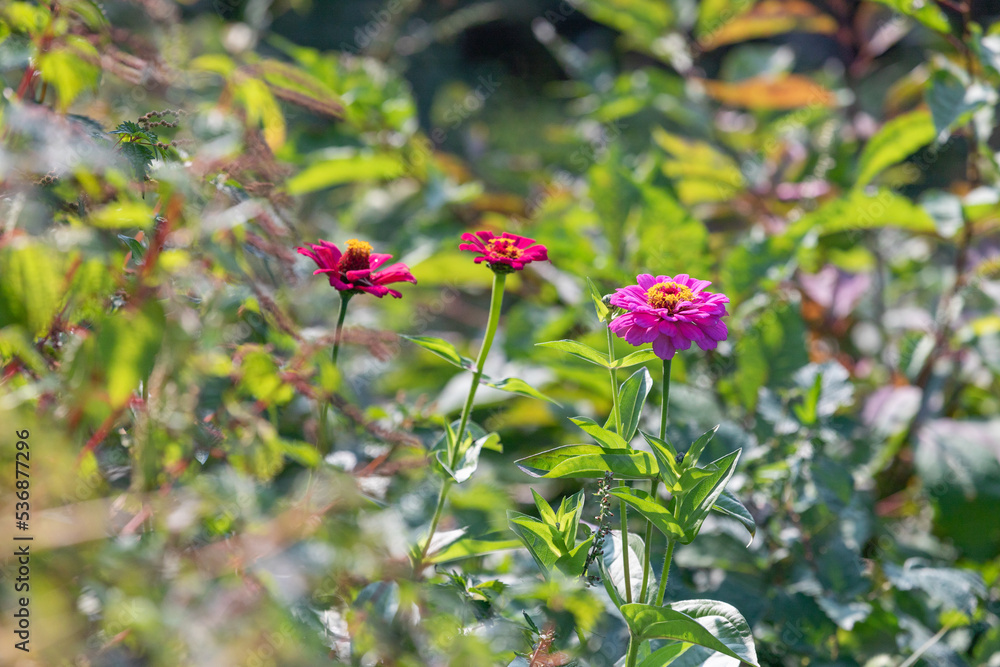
606 327 623 434
655 538 676 606
625 634 640 667
639 359 670 603
654 359 675 607
414 271 507 573
606 326 632 604
331 292 352 365
319 292 353 453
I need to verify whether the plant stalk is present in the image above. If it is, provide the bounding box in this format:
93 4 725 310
640 359 670 603
332 292 352 364
414 272 506 572
606 326 632 603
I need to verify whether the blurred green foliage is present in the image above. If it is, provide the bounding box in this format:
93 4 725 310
1 0 1000 665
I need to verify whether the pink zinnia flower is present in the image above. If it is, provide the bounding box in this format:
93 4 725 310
297 239 416 298
459 231 548 273
608 273 729 360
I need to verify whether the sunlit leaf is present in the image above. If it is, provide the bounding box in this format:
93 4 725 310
700 75 837 110
516 444 658 480
855 110 936 187
621 600 759 665
618 366 652 442
402 335 474 370
711 489 756 545
609 487 686 540
536 339 610 367
700 0 837 50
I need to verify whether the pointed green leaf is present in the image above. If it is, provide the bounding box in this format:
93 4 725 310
507 511 564 574
536 339 610 367
609 487 686 540
681 425 720 470
712 489 756 546
570 416 628 449
586 277 610 322
621 600 759 666
437 428 500 484
676 450 741 544
618 367 653 441
855 110 936 188
610 348 661 368
641 431 681 488
531 488 558 526
555 489 587 549
401 335 474 370
638 642 690 667
481 376 560 405
516 444 659 480
429 534 522 563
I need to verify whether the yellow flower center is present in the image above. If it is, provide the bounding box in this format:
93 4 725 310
646 281 694 310
486 238 522 259
339 239 373 273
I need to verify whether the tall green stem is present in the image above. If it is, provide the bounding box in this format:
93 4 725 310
414 272 507 573
625 634 640 667
640 359 671 603
654 359 675 606
655 538 676 606
606 326 631 603
331 292 352 365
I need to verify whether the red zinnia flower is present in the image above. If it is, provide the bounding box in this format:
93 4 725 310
608 273 729 360
459 231 548 273
297 239 416 298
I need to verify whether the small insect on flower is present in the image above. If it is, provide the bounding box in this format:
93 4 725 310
296 239 416 298
609 273 729 360
459 231 548 273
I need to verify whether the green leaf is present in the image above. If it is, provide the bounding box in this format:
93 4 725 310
90 301 165 407
927 71 994 137
680 425 720 470
36 36 101 111
711 489 756 545
89 201 156 229
507 511 593 577
638 642 690 667
618 367 653 442
641 431 681 488
480 376 560 405
855 110 936 187
609 487 686 540
508 510 563 573
555 489 587 550
602 530 649 603
429 534 522 564
787 188 937 239
585 277 610 322
610 349 661 368
535 339 610 367
621 600 759 666
675 450 741 544
401 335 474 370
516 444 659 480
117 234 146 261
437 426 500 484
868 0 951 34
0 326 46 374
0 243 64 336
570 416 628 449
286 150 406 194
238 348 294 406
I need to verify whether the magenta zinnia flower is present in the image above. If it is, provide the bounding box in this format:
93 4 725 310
608 273 729 360
297 239 416 298
459 231 548 273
